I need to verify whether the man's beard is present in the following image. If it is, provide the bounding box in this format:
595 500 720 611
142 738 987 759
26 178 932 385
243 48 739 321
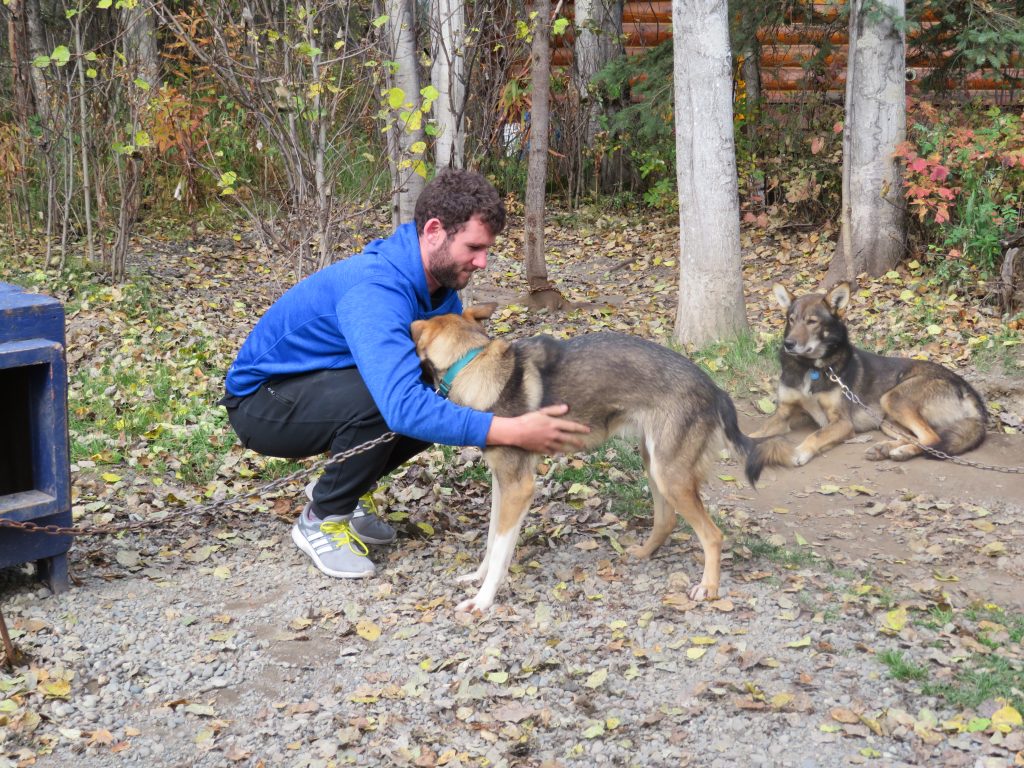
428 237 471 290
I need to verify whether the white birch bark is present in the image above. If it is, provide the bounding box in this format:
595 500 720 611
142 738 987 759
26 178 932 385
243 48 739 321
430 0 465 169
831 0 907 282
672 0 749 346
385 0 425 224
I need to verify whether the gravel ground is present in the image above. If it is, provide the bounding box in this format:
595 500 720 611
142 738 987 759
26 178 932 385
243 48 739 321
1 472 1008 768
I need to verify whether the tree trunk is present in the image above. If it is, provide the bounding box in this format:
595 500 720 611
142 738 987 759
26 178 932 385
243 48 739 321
671 0 749 346
523 0 565 308
430 0 465 170
827 0 906 285
572 0 622 146
6 0 34 129
23 0 51 130
125 2 160 89
385 0 426 225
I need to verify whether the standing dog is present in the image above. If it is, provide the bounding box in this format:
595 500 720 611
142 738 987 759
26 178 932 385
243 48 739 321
751 282 986 466
410 306 763 613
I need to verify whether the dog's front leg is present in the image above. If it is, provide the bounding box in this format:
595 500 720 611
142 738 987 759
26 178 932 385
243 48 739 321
457 464 536 614
749 398 802 438
456 473 502 585
792 418 855 465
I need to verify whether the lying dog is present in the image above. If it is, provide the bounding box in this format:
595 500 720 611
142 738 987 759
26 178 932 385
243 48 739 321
411 305 763 613
751 282 987 466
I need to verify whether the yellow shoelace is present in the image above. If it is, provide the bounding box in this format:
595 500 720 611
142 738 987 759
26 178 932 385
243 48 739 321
319 520 369 556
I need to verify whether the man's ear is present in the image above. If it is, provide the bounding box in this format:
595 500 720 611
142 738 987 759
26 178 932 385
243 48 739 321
463 303 498 324
422 217 447 249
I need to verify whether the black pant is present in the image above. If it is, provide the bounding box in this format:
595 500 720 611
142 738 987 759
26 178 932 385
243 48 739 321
221 369 429 518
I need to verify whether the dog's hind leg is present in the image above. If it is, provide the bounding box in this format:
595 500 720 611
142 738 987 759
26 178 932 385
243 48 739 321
866 389 942 461
627 466 677 559
458 459 536 613
645 449 722 600
665 480 722 601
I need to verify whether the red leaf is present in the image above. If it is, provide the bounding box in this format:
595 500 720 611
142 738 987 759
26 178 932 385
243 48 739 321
929 164 949 181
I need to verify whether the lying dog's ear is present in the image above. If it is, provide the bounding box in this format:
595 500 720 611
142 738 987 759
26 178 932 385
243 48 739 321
772 283 793 310
410 319 428 344
463 303 498 324
826 282 850 314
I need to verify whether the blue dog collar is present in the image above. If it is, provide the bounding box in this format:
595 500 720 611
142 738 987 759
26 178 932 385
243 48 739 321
438 347 484 397
809 369 820 381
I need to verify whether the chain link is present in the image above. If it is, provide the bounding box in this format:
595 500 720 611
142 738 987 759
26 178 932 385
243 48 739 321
825 367 1024 474
0 432 398 538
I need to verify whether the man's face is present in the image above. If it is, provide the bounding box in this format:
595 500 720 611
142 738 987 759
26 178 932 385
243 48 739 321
426 215 496 291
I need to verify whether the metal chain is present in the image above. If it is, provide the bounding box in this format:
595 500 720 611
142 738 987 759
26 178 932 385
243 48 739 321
825 367 1024 474
0 432 398 538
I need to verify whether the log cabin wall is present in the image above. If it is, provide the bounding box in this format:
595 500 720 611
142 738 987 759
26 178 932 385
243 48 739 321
552 0 1022 104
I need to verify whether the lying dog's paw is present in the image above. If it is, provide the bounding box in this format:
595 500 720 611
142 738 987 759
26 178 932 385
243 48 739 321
792 448 814 466
864 442 891 461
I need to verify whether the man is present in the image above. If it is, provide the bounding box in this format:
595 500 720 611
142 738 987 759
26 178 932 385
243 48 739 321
221 169 588 578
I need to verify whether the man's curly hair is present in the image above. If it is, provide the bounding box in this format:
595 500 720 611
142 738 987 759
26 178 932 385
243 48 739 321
414 169 506 237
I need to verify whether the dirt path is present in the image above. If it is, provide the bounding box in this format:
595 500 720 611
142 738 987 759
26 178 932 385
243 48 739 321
724 417 1024 610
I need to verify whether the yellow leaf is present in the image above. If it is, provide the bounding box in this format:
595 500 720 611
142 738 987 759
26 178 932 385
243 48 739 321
41 679 71 698
881 607 908 635
690 636 717 645
771 693 794 709
686 647 707 661
794 532 809 546
213 566 230 579
485 671 509 684
585 668 608 688
101 472 122 483
818 484 841 495
992 704 1023 732
356 619 381 642
786 635 812 648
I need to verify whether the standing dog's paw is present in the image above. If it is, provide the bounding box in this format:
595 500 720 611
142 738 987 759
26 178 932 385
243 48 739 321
626 543 655 559
688 583 719 601
456 596 492 614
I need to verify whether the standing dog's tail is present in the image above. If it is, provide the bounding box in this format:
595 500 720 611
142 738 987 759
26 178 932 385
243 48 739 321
714 389 763 488
747 436 800 471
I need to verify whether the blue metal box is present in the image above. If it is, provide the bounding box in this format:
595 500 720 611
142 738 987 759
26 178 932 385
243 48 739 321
0 282 71 591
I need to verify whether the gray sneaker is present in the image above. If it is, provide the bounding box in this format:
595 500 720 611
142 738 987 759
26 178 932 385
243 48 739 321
291 504 375 578
304 480 397 546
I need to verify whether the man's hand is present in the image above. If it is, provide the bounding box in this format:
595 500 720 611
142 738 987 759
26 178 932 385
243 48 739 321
486 404 590 453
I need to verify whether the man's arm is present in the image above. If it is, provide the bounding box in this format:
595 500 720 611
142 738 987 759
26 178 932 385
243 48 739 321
487 404 590 454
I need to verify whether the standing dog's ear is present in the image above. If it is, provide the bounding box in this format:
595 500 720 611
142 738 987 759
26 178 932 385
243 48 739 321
826 282 850 314
463 303 498 324
772 283 794 311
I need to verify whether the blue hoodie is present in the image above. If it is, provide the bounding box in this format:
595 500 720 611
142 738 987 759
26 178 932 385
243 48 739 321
225 222 493 447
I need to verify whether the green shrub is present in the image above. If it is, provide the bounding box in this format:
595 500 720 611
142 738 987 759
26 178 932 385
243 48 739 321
896 102 1024 285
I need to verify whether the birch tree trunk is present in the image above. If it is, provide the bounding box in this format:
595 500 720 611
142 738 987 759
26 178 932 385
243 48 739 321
828 0 906 284
430 0 465 170
672 0 748 346
385 0 425 225
572 0 622 146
